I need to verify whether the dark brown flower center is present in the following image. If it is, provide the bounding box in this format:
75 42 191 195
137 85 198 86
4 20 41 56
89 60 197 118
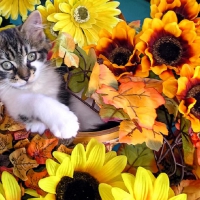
109 47 132 66
152 36 183 66
187 85 200 118
56 172 101 200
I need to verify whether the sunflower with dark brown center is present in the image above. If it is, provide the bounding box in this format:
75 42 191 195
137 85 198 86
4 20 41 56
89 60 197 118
94 21 148 79
150 0 200 21
176 65 200 132
136 10 200 80
37 138 127 200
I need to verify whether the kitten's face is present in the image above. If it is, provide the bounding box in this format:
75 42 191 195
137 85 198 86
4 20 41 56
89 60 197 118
0 11 50 89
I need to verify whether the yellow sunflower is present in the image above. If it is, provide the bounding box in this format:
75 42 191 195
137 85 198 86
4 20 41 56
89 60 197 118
176 65 200 132
94 21 148 80
150 0 200 21
0 171 21 200
0 0 40 21
37 0 65 41
38 138 127 200
136 10 200 80
49 0 121 47
99 167 187 200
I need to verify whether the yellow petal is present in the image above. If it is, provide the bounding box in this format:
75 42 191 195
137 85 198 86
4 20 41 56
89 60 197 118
122 173 135 196
97 155 127 182
85 143 105 174
0 183 5 199
46 159 60 176
99 183 115 200
71 143 86 171
164 22 181 37
1 171 21 200
56 157 74 178
38 176 60 194
52 151 70 163
152 173 169 200
112 187 133 200
134 167 153 200
104 151 117 164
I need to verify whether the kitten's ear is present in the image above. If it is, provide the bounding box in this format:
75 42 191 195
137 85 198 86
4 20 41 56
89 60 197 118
21 10 45 40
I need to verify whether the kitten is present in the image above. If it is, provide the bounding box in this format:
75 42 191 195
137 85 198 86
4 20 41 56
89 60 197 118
0 11 104 138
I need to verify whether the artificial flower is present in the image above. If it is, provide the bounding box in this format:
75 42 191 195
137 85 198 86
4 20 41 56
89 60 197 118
136 10 200 80
150 0 200 21
99 167 187 200
176 65 200 132
94 21 148 79
0 171 21 200
38 138 127 200
37 0 64 41
0 0 40 21
48 0 121 47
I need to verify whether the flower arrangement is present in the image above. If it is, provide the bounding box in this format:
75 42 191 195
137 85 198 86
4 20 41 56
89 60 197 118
1 0 200 199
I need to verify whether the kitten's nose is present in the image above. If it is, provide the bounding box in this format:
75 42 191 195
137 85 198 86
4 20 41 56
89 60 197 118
21 75 30 82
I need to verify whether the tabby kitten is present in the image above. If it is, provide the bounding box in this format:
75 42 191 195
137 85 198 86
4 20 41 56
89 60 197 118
0 11 105 139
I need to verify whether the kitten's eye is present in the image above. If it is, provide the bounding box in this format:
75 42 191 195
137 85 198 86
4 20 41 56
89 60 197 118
1 61 13 70
27 52 37 62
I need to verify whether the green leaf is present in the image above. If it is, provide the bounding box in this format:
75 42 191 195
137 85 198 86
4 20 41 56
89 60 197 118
181 118 195 165
117 143 158 173
68 47 96 95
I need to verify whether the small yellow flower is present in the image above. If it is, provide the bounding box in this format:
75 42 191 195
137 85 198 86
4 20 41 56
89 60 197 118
0 171 21 200
38 138 127 199
0 0 40 21
99 167 187 200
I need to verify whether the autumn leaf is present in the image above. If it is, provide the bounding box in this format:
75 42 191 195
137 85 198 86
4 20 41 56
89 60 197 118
0 113 25 131
119 120 168 151
13 130 30 140
87 62 118 96
27 134 59 164
68 47 97 98
25 169 48 196
14 138 30 149
57 144 73 154
118 143 158 174
9 147 39 181
0 133 13 154
99 105 130 122
48 32 79 67
97 81 165 129
172 179 200 200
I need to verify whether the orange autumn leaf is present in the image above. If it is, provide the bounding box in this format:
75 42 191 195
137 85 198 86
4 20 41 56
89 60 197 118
57 144 73 154
97 81 165 129
87 62 118 96
119 75 163 93
172 179 200 200
9 147 39 181
25 169 48 196
119 120 168 151
14 139 30 149
27 134 59 164
48 32 79 67
0 133 13 154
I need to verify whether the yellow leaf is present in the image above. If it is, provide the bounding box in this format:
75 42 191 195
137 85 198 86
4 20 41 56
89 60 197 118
9 148 39 181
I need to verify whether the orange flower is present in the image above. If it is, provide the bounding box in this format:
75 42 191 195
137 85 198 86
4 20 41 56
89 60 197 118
94 21 148 79
136 11 200 80
176 65 200 132
150 0 200 21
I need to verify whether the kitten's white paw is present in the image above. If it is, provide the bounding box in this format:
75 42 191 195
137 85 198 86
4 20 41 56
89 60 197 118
49 111 79 139
26 121 47 134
